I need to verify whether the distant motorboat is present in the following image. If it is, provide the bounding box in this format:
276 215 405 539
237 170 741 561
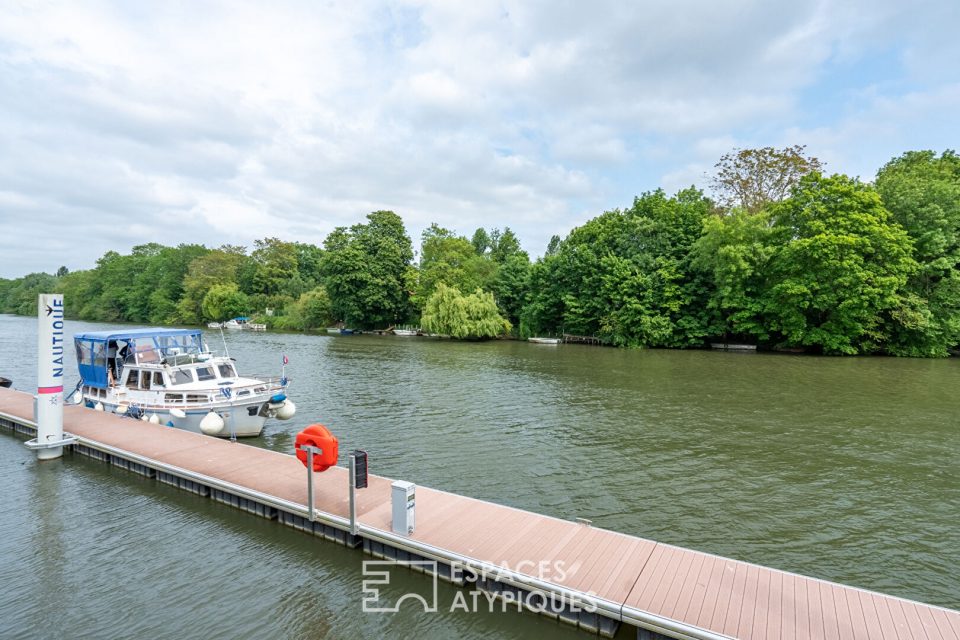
244 323 267 332
393 328 419 336
223 317 249 330
326 327 356 335
710 342 757 351
529 337 561 345
207 322 222 329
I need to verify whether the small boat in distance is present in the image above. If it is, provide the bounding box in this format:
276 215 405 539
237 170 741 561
223 317 249 330
710 343 757 351
529 337 561 345
71 328 295 437
393 327 419 336
207 322 222 329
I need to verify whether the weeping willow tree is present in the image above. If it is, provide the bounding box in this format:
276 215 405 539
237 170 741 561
421 283 511 339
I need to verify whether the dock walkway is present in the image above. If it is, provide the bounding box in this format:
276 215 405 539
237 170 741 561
1 387 957 640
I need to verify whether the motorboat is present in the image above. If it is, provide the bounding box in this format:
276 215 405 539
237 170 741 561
71 328 295 437
222 317 248 330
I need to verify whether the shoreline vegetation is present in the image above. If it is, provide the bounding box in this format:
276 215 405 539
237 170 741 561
2 147 959 356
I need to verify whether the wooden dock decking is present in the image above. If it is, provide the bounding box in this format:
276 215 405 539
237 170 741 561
1 386 957 640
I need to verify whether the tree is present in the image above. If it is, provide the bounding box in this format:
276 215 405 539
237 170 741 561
876 150 960 356
490 227 522 263
251 238 299 297
692 208 775 342
471 228 490 255
492 251 530 327
178 248 247 324
712 145 824 213
294 243 325 290
321 211 414 328
297 287 334 329
415 224 495 308
420 283 511 338
545 235 562 256
201 283 250 322
0 272 59 315
56 266 69 277
762 173 915 354
521 188 713 347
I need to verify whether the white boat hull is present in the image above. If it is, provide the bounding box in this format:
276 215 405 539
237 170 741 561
89 398 272 437
529 337 561 344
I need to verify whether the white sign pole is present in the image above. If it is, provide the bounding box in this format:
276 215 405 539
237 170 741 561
27 293 74 460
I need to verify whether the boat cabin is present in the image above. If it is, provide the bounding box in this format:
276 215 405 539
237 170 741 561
74 328 206 389
118 360 238 390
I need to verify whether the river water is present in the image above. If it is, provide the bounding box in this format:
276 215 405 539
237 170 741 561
0 314 956 638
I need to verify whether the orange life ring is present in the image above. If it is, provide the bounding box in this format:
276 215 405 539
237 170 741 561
295 424 339 472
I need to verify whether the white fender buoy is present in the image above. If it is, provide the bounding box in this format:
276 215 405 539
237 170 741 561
115 403 128 414
276 399 296 420
149 414 160 424
140 414 148 421
170 408 186 419
94 402 104 412
200 411 225 435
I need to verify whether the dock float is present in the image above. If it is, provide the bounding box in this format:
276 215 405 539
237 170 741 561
1 386 957 640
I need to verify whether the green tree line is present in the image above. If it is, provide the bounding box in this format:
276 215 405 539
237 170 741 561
2 148 958 354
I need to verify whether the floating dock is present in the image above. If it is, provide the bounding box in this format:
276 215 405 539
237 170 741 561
1 386 957 640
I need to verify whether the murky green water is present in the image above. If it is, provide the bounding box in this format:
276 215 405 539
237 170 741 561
0 314 957 638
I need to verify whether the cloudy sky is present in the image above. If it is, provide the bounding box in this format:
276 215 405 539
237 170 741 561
1 0 958 277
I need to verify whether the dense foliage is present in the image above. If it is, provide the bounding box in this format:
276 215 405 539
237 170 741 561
420 284 511 339
2 148 959 355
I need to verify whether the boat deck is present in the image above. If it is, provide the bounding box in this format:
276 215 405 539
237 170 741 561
1 386 956 640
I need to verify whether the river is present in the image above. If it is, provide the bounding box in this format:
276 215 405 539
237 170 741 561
0 314 957 638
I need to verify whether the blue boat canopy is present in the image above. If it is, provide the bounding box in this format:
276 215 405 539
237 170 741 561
74 328 204 389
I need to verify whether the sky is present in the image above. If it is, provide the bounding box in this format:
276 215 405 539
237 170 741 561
0 0 958 278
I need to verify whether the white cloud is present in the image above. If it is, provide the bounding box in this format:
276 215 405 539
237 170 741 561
0 0 957 275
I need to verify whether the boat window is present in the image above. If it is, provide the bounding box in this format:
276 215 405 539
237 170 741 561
218 364 236 378
76 341 92 365
195 367 216 382
171 369 193 385
186 394 208 402
135 344 160 364
125 369 141 390
151 372 165 389
93 343 107 368
165 393 184 403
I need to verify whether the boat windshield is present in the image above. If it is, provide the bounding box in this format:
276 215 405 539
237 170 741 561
75 329 205 389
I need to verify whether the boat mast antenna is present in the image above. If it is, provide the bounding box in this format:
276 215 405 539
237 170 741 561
218 324 230 359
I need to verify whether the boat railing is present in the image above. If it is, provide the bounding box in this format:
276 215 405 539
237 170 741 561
119 376 287 410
